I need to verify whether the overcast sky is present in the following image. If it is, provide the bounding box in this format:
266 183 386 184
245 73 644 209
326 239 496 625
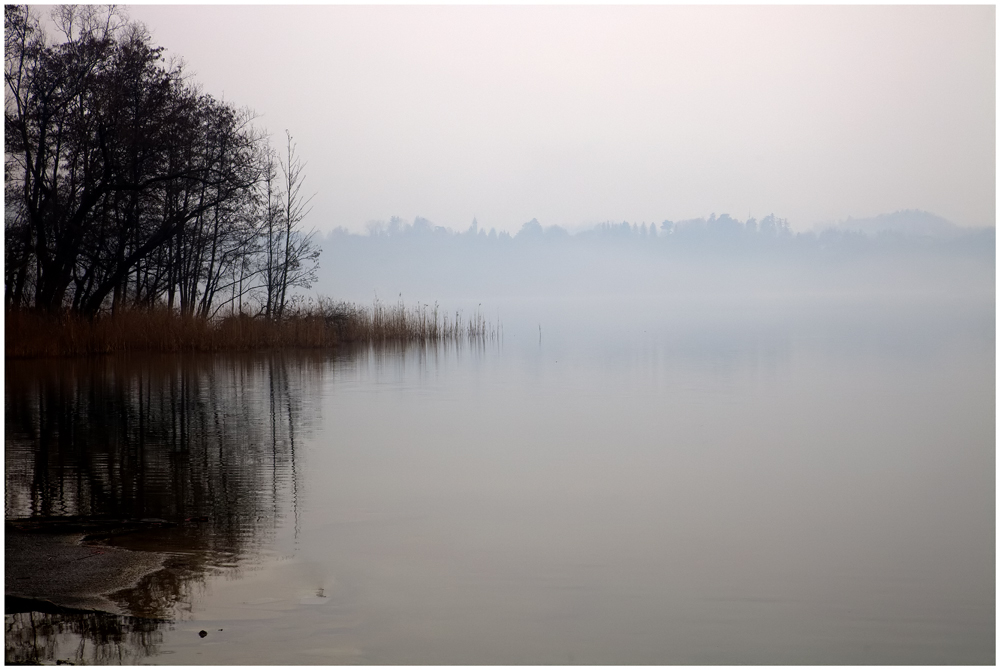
124 5 995 234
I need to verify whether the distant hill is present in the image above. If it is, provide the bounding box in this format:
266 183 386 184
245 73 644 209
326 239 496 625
820 210 963 237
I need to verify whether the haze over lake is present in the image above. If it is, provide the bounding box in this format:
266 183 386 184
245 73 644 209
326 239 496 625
6 290 995 664
4 4 995 666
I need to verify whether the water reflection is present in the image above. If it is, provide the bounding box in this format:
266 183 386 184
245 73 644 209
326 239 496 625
5 352 325 663
4 301 993 664
5 609 164 665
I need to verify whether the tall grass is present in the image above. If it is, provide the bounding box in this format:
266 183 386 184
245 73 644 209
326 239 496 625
5 297 498 359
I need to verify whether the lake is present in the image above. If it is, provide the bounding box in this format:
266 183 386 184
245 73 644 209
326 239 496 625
5 296 995 664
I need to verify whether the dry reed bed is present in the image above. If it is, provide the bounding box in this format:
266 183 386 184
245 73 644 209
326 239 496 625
5 300 497 358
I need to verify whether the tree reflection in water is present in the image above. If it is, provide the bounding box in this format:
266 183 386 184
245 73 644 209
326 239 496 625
5 609 165 665
5 352 325 664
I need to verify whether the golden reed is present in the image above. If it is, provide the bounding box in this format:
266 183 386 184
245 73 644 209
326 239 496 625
5 299 497 358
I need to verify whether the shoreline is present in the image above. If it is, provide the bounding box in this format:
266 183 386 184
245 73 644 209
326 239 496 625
5 519 173 618
5 300 496 359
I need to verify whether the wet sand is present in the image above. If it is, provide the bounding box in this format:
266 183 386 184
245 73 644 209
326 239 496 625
5 521 168 615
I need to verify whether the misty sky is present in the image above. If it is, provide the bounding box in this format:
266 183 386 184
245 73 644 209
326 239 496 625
125 5 995 234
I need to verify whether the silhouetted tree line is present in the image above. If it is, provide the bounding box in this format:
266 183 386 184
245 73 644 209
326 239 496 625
361 213 789 238
348 213 808 248
334 210 992 257
316 210 993 302
5 6 318 319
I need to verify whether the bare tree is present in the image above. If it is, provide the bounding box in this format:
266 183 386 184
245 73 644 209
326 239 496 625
274 131 318 318
5 5 318 320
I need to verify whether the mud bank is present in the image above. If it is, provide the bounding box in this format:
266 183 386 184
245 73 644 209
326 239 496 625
5 519 170 616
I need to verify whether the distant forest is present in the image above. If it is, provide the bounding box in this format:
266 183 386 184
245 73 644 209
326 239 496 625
315 211 994 302
4 5 319 318
6 7 993 317
351 209 988 248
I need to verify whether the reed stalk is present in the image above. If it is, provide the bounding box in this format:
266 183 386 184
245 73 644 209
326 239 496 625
5 298 499 359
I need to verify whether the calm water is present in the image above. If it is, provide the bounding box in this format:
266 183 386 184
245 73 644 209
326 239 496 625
5 297 995 664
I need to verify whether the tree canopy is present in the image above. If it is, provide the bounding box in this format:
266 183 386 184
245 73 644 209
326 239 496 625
5 5 318 318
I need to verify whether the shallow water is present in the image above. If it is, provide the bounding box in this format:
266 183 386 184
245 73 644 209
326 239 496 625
5 297 995 664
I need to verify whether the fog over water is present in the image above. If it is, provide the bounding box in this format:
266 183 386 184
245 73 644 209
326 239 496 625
310 210 993 312
7 3 995 664
7 212 994 662
7 293 993 664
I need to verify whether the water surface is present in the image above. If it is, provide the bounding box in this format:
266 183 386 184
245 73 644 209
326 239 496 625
5 298 994 664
